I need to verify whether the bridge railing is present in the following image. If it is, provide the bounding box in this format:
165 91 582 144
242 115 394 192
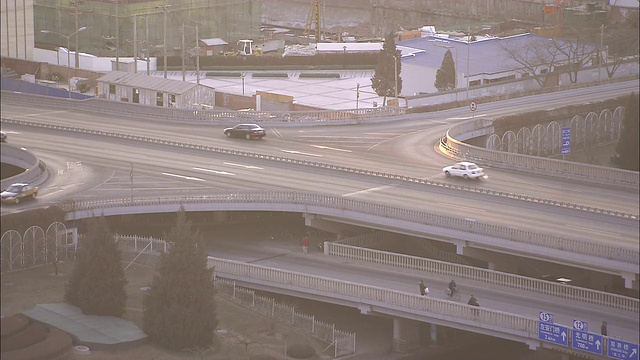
325 242 639 313
60 192 639 267
440 125 639 189
208 257 539 337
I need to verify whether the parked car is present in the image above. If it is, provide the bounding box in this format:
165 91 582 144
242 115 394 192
1 183 39 204
224 124 266 140
442 162 485 179
0 130 6 142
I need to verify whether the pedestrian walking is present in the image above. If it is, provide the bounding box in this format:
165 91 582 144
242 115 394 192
419 280 427 296
601 321 608 336
302 236 310 254
468 294 479 317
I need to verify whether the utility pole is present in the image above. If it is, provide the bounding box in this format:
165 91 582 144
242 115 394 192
115 0 119 70
466 26 470 101
196 21 200 85
598 24 604 82
182 24 186 81
394 54 398 106
133 15 138 73
155 3 170 78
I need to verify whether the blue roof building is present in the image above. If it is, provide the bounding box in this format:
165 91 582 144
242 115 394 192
397 33 597 96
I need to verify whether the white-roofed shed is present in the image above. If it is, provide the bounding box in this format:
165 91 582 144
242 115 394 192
97 71 215 109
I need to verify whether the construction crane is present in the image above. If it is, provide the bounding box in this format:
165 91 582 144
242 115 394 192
304 0 323 44
543 0 566 37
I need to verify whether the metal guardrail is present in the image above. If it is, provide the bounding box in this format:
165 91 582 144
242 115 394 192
0 91 405 124
0 145 48 191
58 192 639 267
440 127 639 190
326 242 639 313
2 117 636 221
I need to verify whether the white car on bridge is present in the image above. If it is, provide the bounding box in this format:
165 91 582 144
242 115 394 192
442 162 485 179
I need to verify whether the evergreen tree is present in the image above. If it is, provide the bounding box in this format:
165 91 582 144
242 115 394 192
143 207 218 351
64 215 127 316
434 49 456 91
371 33 402 106
614 93 639 171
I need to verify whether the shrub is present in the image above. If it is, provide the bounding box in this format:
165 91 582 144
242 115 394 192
299 73 340 79
206 72 242 77
286 343 316 359
252 73 288 78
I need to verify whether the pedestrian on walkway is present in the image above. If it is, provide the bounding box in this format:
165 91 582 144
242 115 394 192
601 321 608 336
419 280 427 296
302 236 310 254
468 294 479 317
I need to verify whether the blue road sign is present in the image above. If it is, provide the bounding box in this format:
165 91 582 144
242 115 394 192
561 127 571 155
608 339 639 359
539 311 554 323
573 319 588 332
539 322 569 346
572 330 603 355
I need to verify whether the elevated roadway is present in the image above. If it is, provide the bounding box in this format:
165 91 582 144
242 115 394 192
1 81 638 357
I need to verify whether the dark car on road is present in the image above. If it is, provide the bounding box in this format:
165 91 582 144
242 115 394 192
223 124 266 140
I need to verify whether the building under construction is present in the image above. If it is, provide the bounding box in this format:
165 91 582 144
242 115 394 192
34 0 261 59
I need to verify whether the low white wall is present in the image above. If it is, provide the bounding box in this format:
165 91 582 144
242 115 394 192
33 48 158 73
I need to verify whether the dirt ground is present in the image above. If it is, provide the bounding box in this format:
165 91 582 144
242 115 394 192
1 260 330 360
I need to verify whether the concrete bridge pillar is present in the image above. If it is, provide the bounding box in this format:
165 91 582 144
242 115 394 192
621 272 638 290
392 318 420 353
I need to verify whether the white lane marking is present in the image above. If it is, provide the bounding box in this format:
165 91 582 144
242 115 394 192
437 202 487 212
281 149 322 157
193 167 235 176
9 110 70 119
446 114 488 120
343 185 395 197
39 190 65 198
310 145 352 153
565 224 620 236
223 162 263 170
162 172 206 181
271 128 283 138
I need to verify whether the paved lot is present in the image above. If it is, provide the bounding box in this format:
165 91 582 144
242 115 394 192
161 70 398 110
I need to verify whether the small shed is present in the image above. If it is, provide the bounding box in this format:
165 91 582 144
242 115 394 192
96 71 215 109
200 38 229 56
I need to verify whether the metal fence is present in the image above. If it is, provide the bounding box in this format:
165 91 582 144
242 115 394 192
0 222 73 273
215 278 356 357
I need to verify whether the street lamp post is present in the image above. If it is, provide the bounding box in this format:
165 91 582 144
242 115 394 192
394 54 399 107
41 27 87 99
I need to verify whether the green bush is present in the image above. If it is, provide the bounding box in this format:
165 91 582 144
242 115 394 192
299 73 341 78
252 73 288 78
286 343 316 359
205 72 242 77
